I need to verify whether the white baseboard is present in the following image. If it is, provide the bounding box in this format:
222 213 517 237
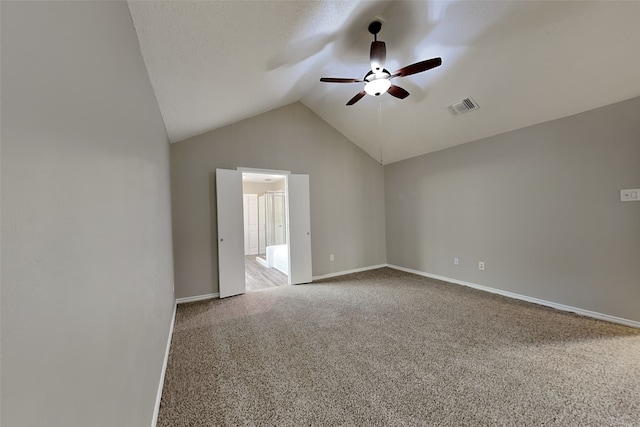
387 264 640 329
176 293 219 304
152 302 176 427
312 264 388 281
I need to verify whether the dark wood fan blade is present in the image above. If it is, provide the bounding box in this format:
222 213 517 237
370 41 386 72
387 85 410 99
320 77 363 83
392 57 442 78
346 91 366 106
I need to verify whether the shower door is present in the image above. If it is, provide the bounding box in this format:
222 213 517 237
258 191 287 260
268 191 286 246
258 194 266 257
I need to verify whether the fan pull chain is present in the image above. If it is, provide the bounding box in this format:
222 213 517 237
378 101 384 165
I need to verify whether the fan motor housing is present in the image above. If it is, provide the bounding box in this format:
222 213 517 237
368 21 382 35
364 69 391 81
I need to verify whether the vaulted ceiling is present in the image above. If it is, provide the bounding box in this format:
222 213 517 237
128 1 640 164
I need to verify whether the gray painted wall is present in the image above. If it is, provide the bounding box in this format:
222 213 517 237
385 97 640 322
171 102 386 299
1 2 175 426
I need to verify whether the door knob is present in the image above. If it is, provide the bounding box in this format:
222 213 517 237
220 238 224 242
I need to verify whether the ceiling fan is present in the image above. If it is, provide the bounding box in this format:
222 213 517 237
320 21 442 106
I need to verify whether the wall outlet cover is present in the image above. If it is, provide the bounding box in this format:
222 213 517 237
621 189 640 201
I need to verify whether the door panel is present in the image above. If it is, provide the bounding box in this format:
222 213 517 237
216 169 246 298
288 174 312 285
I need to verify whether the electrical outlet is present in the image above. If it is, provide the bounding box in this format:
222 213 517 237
478 262 485 271
454 257 459 265
621 189 640 201
330 254 335 262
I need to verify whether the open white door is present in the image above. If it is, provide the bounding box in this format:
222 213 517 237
216 169 246 298
288 174 312 284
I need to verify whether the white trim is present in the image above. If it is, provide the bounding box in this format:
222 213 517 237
152 303 176 427
312 264 387 281
236 167 290 175
176 293 219 304
387 264 640 329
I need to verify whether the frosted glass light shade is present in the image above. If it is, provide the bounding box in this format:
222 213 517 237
364 78 391 96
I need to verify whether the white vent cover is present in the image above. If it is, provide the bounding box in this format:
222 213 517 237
448 98 479 115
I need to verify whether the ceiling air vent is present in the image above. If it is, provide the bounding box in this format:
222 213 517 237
448 98 479 115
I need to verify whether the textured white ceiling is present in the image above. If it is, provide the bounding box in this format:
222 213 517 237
128 1 640 164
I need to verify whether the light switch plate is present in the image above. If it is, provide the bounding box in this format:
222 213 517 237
620 189 640 202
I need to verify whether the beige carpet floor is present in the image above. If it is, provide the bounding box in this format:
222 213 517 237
158 268 640 426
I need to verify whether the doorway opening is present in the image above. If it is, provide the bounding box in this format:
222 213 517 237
242 172 289 291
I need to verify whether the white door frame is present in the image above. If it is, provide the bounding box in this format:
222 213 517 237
236 167 311 285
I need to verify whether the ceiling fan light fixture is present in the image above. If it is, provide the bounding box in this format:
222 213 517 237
319 21 442 106
364 78 391 96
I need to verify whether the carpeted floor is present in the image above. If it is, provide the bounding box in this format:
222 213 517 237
158 268 640 426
